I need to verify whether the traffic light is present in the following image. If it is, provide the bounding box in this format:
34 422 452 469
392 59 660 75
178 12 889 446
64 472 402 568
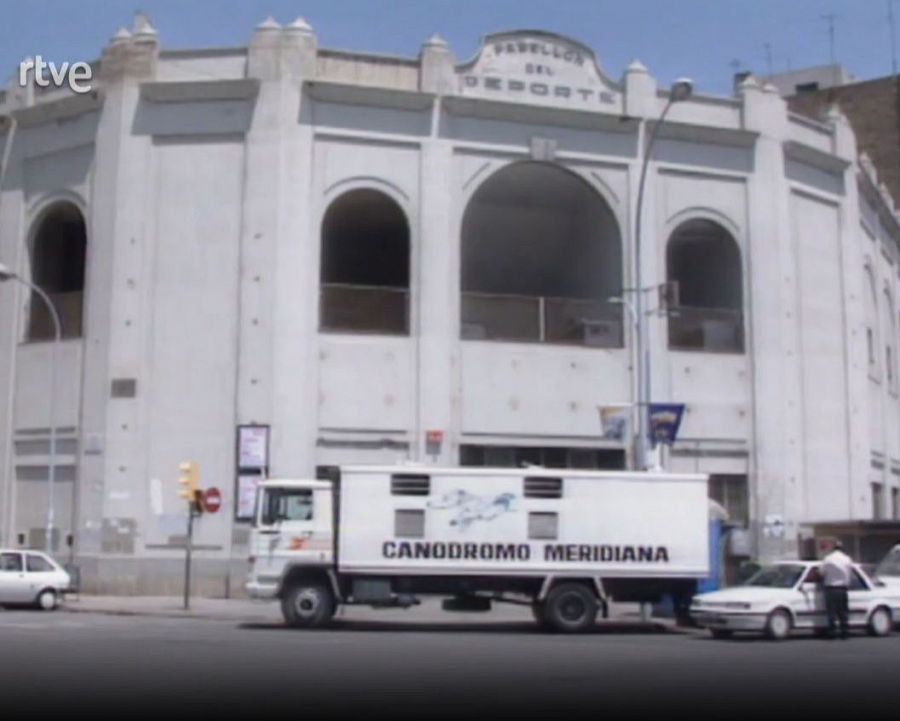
178 461 202 513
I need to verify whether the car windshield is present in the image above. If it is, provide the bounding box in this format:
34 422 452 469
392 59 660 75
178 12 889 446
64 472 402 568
743 564 805 588
876 548 900 578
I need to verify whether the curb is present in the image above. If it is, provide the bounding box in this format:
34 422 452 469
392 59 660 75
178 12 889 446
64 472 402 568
61 602 693 632
62 604 273 623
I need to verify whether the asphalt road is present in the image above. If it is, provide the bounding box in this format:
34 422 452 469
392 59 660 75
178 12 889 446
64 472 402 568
2 609 900 716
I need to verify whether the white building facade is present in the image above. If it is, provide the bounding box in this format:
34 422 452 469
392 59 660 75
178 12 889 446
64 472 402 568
0 17 898 593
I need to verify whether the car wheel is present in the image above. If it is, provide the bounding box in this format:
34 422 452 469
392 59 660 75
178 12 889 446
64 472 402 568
35 589 58 611
764 609 792 640
710 629 733 639
867 606 892 637
281 581 335 629
542 583 598 634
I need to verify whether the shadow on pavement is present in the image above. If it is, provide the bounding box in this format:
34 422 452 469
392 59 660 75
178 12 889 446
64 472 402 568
237 619 678 635
689 631 879 643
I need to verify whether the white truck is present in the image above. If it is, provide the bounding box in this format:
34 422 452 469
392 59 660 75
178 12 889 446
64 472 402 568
246 465 710 633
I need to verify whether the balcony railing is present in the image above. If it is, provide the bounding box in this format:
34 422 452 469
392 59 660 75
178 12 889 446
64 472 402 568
461 292 624 348
27 291 83 341
668 306 744 353
320 283 409 335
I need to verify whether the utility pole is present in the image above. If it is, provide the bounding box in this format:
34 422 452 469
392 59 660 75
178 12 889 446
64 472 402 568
764 43 774 77
178 461 202 610
630 79 693 470
0 265 61 555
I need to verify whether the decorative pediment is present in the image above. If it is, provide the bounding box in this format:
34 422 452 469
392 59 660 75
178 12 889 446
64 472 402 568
457 30 621 112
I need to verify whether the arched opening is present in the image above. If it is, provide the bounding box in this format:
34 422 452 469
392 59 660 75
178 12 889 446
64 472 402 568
864 266 878 372
883 289 897 392
461 162 623 347
666 219 744 353
28 202 87 341
320 188 410 335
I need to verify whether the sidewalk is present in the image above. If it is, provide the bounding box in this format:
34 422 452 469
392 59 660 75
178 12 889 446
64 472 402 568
62 594 687 631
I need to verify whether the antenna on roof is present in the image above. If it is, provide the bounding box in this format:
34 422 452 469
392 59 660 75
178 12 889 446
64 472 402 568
822 13 841 86
822 13 837 65
889 0 898 76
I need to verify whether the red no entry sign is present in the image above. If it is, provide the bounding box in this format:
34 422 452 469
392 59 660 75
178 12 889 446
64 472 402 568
203 487 222 514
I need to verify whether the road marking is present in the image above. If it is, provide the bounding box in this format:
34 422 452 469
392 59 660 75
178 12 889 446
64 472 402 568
0 619 88 630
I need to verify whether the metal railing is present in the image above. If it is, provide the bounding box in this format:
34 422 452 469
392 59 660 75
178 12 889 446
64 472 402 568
320 283 409 335
461 292 624 348
667 306 744 353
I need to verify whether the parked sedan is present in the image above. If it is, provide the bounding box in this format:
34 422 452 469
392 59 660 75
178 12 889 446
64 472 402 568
875 544 900 589
691 560 900 640
0 549 70 610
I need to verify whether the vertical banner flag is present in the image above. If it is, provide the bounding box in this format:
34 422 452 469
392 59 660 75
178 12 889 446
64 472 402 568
598 404 630 442
647 403 686 447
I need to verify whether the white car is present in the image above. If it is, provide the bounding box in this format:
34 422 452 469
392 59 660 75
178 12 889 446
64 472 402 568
691 560 900 640
0 549 71 610
875 545 900 589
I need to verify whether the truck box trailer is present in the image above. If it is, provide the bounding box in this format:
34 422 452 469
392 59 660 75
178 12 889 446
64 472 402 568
246 465 710 632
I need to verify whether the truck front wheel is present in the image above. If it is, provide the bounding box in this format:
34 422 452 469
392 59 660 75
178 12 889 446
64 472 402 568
281 581 336 629
541 583 598 633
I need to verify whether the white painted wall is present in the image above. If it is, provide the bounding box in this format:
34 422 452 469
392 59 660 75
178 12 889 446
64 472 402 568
790 191 852 520
1 24 899 587
140 137 243 548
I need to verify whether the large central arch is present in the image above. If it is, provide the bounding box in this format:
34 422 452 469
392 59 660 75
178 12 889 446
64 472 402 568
460 162 623 347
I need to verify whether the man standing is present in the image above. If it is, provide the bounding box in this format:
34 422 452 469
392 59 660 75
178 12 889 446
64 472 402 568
821 540 853 639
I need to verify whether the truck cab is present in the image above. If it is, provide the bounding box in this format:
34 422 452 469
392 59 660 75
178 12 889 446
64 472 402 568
246 480 334 600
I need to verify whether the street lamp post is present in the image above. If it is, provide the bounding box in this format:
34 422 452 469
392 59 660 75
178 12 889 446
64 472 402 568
0 262 61 554
631 78 693 470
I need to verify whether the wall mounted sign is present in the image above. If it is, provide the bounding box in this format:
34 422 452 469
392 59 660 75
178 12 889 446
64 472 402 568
237 472 264 521
238 425 269 469
458 31 620 111
235 424 270 522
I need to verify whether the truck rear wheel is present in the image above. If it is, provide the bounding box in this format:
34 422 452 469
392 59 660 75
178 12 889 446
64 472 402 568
542 583 598 633
281 581 336 629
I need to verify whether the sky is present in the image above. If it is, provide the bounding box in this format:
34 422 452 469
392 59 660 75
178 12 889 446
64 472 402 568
0 0 898 96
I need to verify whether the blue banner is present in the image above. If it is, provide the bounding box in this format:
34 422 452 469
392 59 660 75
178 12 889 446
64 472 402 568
647 403 685 447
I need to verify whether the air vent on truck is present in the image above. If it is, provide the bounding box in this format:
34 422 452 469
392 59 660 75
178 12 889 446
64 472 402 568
524 476 563 498
390 473 431 496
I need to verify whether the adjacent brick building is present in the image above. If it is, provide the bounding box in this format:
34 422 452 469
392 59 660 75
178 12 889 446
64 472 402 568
783 75 900 208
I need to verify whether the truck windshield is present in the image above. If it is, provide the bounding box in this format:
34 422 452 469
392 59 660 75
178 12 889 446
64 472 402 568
743 564 805 588
261 489 313 525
